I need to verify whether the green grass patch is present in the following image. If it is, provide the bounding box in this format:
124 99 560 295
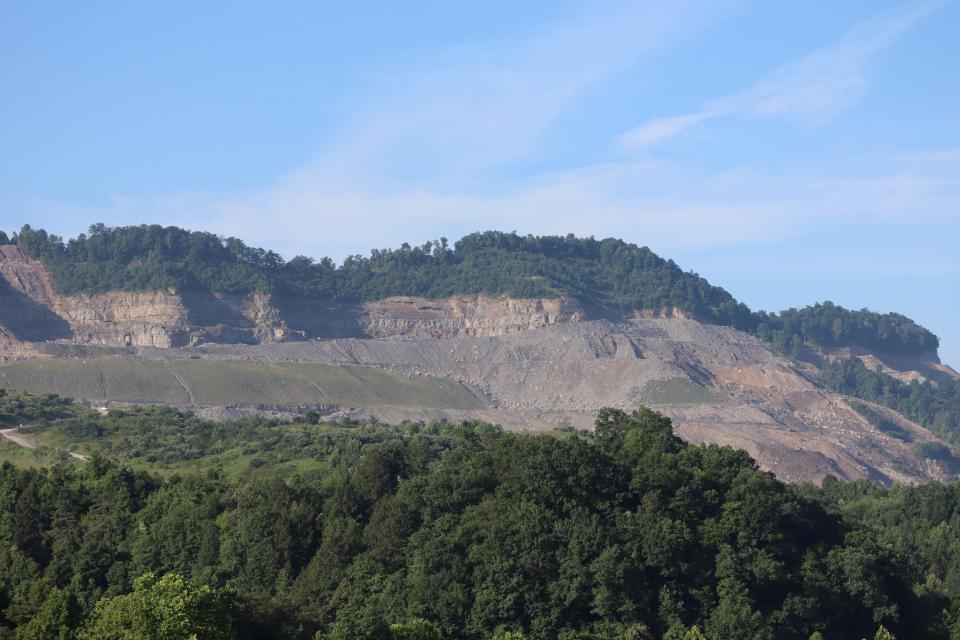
632 377 726 406
0 436 41 467
0 437 82 468
914 441 956 461
848 401 913 442
0 358 483 410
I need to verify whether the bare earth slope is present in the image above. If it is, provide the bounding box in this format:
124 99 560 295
159 319 952 485
0 245 956 484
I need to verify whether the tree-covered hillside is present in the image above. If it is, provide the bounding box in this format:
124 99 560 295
1 392 959 639
6 224 938 356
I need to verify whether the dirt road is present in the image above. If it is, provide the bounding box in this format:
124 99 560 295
1 427 89 461
0 427 35 449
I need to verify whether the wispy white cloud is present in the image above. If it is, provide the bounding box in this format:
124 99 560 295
619 0 945 151
618 114 713 151
71 151 956 265
309 0 728 186
16 0 957 266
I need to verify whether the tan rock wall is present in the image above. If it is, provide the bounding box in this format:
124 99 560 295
0 245 59 304
357 295 585 338
57 291 190 347
2 245 698 348
0 247 190 348
632 306 694 320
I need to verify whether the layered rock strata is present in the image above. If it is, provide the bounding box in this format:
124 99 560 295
0 246 588 349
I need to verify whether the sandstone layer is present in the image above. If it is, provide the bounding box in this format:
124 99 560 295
0 247 589 348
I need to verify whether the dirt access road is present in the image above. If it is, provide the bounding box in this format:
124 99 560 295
1 427 89 460
0 427 35 448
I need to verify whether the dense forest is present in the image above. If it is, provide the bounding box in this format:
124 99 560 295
1 391 959 639
754 302 939 357
5 224 938 356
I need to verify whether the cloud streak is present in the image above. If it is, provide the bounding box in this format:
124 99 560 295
93 151 957 266
619 0 944 151
18 0 957 267
310 0 725 186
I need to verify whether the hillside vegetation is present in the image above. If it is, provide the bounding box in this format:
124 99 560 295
824 358 960 447
7 225 938 355
1 391 960 639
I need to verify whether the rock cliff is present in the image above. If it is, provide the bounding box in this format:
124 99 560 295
0 246 588 349
357 295 584 337
0 246 269 347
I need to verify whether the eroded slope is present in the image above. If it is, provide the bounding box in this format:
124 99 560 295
63 318 953 484
1 245 956 484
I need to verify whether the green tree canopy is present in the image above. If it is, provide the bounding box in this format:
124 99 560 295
79 573 233 640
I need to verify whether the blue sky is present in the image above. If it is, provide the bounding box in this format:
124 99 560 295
2 1 958 365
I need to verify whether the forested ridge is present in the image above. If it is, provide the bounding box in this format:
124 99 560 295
5 224 938 356
1 391 960 639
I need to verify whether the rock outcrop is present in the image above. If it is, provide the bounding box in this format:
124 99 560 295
358 295 584 338
0 247 588 349
58 291 190 347
0 246 275 348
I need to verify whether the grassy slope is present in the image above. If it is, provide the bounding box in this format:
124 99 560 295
633 377 728 405
9 421 340 481
0 359 483 409
0 437 44 467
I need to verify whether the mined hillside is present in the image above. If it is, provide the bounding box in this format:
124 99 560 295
0 227 957 485
138 318 953 485
1 315 955 484
0 245 590 348
6 224 940 362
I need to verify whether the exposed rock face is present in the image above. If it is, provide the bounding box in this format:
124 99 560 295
0 246 56 302
815 345 960 384
0 246 74 343
0 247 272 348
269 295 586 340
0 247 588 348
133 318 958 485
358 295 584 338
57 291 190 348
631 307 695 320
